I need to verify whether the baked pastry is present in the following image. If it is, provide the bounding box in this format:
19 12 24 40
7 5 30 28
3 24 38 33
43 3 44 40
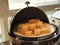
14 19 51 37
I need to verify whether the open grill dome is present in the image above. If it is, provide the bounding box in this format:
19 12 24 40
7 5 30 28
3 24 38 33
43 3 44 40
10 7 49 38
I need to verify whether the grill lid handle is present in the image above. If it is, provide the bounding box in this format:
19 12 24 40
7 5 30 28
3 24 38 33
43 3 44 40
25 1 30 7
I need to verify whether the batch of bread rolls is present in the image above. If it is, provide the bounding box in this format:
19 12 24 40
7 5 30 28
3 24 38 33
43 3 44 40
14 19 51 37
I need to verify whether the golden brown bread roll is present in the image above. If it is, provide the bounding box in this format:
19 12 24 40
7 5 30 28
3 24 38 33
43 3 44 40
28 23 36 30
28 19 41 23
34 28 41 35
18 24 28 31
24 30 33 36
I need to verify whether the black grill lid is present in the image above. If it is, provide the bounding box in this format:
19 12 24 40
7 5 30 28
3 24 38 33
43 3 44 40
10 7 49 38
